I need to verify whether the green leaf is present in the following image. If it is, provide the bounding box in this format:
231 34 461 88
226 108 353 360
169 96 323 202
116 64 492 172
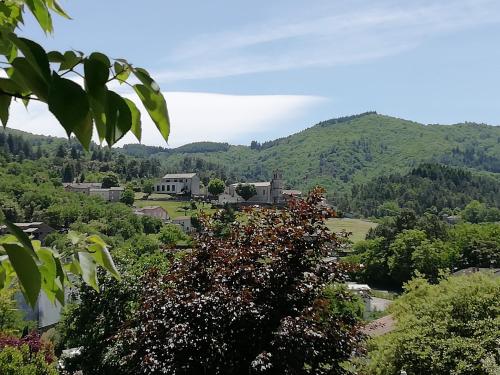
25 0 53 33
37 247 57 302
133 67 158 90
2 220 35 255
9 35 51 83
0 77 24 94
124 98 141 141
105 91 132 146
48 72 93 148
84 52 110 89
115 62 130 83
10 57 49 101
3 243 41 308
88 242 121 281
134 84 170 142
47 50 64 62
114 61 123 74
0 94 11 127
59 51 80 71
78 251 98 291
46 0 71 19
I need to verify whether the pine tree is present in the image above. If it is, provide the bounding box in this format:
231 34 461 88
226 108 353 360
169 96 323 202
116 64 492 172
62 163 75 183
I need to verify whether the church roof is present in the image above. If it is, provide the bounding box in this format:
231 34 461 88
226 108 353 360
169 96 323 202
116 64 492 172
230 182 271 187
162 173 197 179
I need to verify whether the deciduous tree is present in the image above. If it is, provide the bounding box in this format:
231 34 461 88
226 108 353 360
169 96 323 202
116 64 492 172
236 183 257 201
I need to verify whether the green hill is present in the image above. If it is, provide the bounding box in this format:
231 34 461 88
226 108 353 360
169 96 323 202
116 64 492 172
153 113 500 196
3 112 500 201
338 163 500 217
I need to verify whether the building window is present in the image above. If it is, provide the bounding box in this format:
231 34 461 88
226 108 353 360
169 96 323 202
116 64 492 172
167 185 170 192
156 185 160 191
162 185 165 191
172 185 176 192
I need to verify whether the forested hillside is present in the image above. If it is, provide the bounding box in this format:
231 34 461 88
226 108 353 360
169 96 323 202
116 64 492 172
146 113 500 196
3 112 500 202
339 163 500 217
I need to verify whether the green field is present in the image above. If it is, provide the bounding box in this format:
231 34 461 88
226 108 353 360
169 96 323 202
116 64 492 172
134 199 216 219
325 218 377 243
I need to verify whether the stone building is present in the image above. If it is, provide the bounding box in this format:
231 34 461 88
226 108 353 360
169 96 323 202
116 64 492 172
155 173 200 196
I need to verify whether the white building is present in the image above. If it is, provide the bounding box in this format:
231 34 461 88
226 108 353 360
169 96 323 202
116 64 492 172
155 173 200 196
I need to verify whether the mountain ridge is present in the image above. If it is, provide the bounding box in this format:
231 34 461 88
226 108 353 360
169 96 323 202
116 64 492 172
3 112 500 198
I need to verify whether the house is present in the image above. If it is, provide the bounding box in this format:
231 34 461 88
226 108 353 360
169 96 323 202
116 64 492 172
222 171 301 205
134 206 169 221
0 222 54 242
172 216 194 233
64 182 123 202
16 291 68 330
89 186 124 202
63 182 102 194
347 282 372 312
155 173 200 196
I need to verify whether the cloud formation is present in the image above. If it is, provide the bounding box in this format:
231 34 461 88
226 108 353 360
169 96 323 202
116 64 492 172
157 0 500 81
7 92 326 147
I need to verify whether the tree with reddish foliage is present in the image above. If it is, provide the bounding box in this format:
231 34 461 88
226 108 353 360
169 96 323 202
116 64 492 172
117 187 364 374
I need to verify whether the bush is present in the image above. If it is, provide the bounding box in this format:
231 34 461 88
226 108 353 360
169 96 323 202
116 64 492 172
116 188 364 374
362 273 500 374
0 331 57 375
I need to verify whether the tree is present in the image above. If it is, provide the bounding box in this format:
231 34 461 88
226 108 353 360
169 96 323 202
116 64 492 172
61 163 74 183
120 188 135 206
207 178 225 197
55 144 66 158
101 172 119 188
142 179 154 194
140 216 163 235
363 273 500 374
236 183 257 201
462 200 486 223
116 188 364 374
0 288 25 334
0 0 170 306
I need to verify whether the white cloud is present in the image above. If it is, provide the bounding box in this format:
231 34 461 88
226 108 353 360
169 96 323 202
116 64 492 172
157 0 500 81
6 92 326 147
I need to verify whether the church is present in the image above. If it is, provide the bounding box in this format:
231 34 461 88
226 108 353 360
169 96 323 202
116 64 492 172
221 171 301 204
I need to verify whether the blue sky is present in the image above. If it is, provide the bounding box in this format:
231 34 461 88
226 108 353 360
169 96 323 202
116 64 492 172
10 0 500 147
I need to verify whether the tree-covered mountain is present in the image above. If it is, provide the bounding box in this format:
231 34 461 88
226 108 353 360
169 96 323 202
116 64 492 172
3 112 500 200
338 163 500 217
150 112 500 195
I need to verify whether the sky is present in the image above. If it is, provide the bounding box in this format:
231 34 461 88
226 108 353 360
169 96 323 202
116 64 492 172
8 0 500 147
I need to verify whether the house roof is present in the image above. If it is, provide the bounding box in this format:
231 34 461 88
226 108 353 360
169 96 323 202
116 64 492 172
173 216 192 221
64 182 102 188
283 189 302 195
162 173 197 179
362 314 395 337
230 182 271 187
452 267 500 277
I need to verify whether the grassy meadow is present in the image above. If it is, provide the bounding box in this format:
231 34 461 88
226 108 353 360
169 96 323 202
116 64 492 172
325 218 377 243
134 199 217 219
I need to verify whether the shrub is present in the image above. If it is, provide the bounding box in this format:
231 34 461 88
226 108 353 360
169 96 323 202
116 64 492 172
117 188 364 374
